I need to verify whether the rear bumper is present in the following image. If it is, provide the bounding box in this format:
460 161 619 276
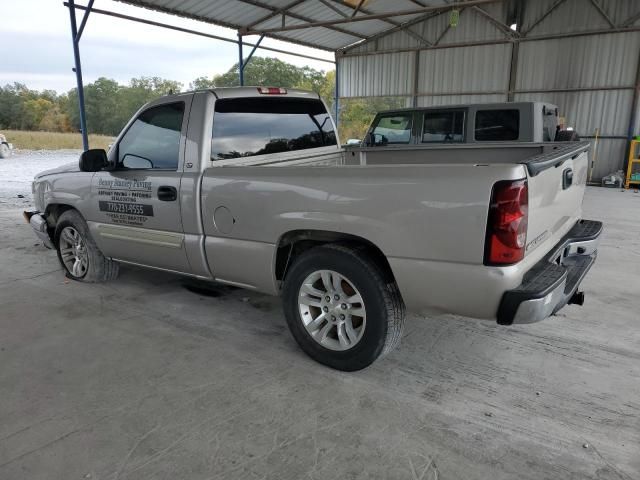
497 219 602 325
24 210 54 249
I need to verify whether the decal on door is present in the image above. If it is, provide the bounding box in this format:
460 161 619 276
97 178 154 227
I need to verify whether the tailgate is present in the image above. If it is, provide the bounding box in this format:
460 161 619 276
521 142 590 260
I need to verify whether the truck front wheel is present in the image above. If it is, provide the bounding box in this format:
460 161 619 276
54 210 119 282
0 143 9 158
282 244 405 371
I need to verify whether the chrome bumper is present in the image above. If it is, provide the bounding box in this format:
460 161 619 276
24 211 54 249
510 278 569 324
497 219 603 325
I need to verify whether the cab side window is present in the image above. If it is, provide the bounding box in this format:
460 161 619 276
474 109 519 141
371 114 413 145
422 110 464 143
118 102 184 170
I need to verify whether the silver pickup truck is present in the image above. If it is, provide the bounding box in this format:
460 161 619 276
25 87 602 371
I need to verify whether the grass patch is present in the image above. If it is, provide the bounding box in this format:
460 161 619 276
2 130 114 150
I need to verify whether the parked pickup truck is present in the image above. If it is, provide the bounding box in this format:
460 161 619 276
359 101 580 147
25 87 602 371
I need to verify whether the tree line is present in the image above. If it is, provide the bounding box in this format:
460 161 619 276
0 57 405 141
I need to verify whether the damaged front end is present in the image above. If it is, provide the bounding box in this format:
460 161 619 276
23 210 54 249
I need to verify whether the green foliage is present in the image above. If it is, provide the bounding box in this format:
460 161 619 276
22 98 55 129
0 83 41 130
0 57 404 143
189 76 216 90
67 76 184 136
1 77 185 136
339 96 409 141
211 57 309 88
190 57 335 111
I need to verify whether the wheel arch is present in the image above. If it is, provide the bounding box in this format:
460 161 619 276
274 229 396 285
0 142 10 158
44 204 80 244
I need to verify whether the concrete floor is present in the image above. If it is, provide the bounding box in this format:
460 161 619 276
0 186 638 480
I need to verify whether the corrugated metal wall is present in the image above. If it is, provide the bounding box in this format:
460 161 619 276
338 0 640 180
339 52 415 97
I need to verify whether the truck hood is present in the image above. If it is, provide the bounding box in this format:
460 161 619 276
34 161 80 179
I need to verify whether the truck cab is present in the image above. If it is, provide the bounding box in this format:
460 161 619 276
364 102 568 147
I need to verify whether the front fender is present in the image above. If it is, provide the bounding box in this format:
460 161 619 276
37 172 94 217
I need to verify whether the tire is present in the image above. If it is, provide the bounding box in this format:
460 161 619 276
555 129 580 142
54 209 119 282
0 143 9 158
282 244 405 371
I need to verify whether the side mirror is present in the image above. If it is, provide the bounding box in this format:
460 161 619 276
365 133 386 147
122 154 153 169
365 132 375 147
79 149 108 172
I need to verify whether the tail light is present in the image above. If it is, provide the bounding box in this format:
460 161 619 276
484 179 528 265
257 87 287 94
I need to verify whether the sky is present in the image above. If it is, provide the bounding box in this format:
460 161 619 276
0 0 335 93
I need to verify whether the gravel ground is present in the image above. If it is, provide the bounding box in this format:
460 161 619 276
0 150 80 209
0 187 638 479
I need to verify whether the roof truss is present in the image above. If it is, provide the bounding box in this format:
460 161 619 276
112 0 640 54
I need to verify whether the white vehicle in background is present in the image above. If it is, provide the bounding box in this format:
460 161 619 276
0 133 14 158
358 102 580 147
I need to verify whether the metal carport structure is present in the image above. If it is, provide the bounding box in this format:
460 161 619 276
66 0 640 179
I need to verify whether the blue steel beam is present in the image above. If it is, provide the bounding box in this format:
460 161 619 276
65 3 335 65
334 60 339 127
76 0 94 42
238 33 244 86
243 34 264 68
67 0 89 151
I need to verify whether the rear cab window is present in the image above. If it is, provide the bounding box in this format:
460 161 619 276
474 109 520 141
370 113 413 145
422 110 464 143
211 97 336 161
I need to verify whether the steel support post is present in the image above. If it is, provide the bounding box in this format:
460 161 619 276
238 33 244 86
412 50 420 107
67 0 89 151
507 0 523 101
244 34 264 67
624 50 640 175
334 59 339 127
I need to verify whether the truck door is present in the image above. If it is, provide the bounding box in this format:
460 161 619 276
88 98 192 273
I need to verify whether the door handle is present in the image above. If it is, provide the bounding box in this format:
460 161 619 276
157 185 177 201
562 168 573 190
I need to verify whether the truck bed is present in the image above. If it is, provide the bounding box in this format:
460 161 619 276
215 141 590 176
201 140 590 319
343 141 590 173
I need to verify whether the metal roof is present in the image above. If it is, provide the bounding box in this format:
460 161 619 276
114 0 501 52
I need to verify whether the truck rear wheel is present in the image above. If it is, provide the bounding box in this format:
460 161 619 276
54 209 119 282
282 244 405 371
0 143 9 158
